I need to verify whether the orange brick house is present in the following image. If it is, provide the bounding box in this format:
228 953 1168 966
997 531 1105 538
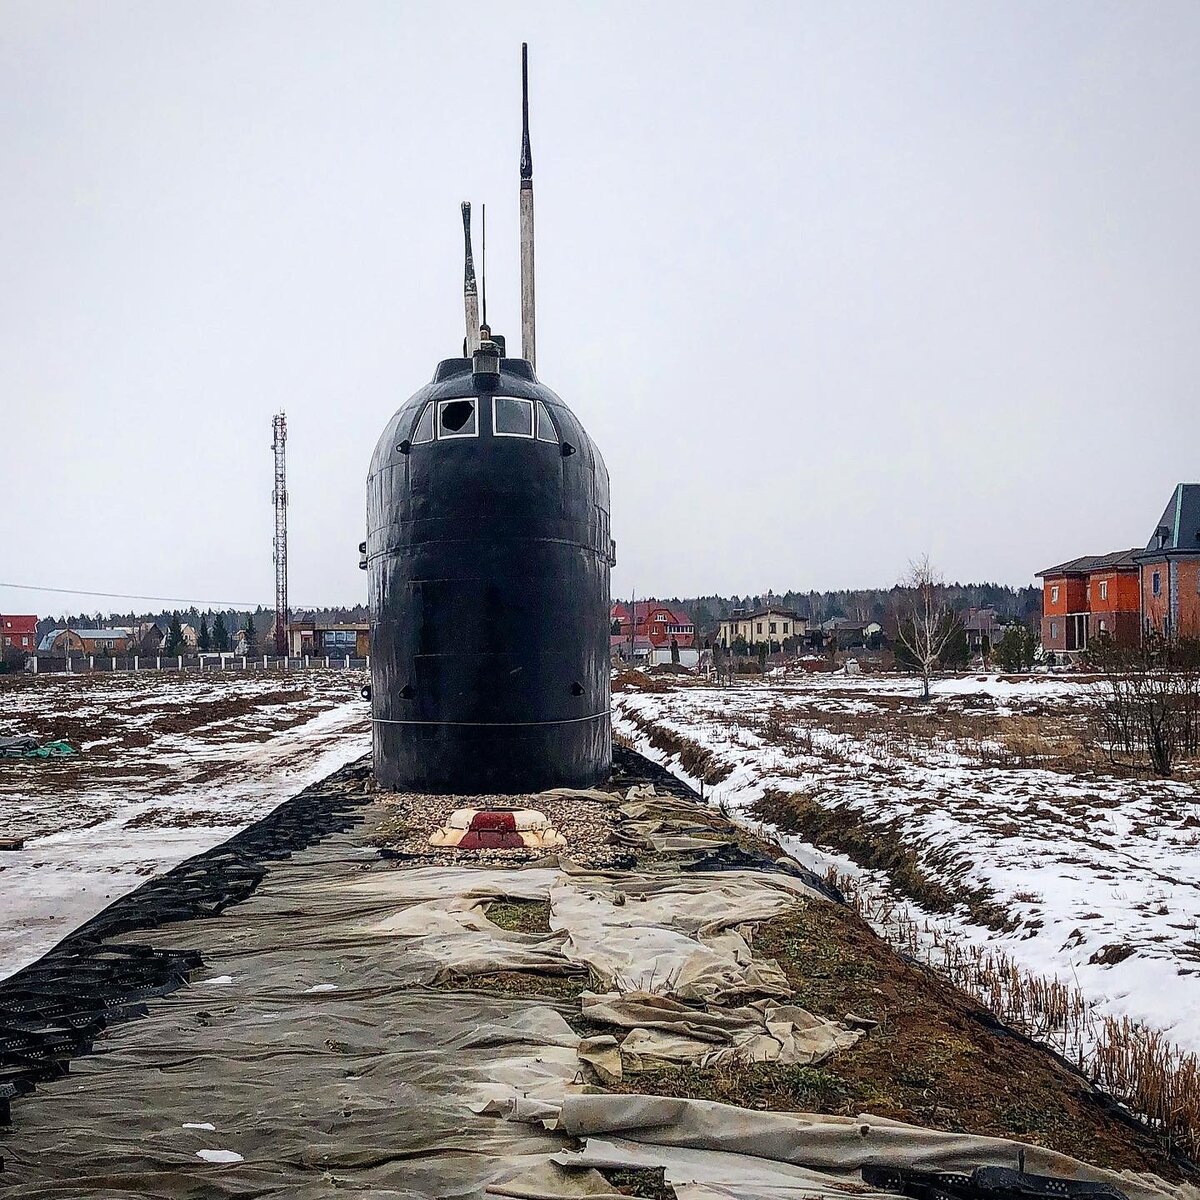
1037 550 1140 657
1135 483 1200 640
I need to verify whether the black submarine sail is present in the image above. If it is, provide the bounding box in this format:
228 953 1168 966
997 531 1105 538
366 44 614 794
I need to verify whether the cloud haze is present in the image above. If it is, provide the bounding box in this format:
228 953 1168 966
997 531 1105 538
2 2 1198 617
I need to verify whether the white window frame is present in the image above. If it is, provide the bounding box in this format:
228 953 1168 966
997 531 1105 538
1153 571 1161 597
492 395 535 439
536 401 558 443
436 398 479 440
1050 585 1059 604
1098 580 1108 601
411 402 435 445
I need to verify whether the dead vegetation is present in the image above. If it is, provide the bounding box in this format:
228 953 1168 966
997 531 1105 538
486 899 552 934
826 866 1200 1160
756 699 1108 777
618 708 733 786
751 788 1014 932
614 898 1190 1179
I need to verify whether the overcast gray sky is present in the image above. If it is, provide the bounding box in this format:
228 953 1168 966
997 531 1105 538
2 2 1198 618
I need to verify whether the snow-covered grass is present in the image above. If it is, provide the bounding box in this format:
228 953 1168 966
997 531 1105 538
613 672 1200 1056
0 671 371 979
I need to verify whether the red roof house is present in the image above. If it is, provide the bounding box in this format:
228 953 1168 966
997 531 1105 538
611 601 695 650
0 615 38 659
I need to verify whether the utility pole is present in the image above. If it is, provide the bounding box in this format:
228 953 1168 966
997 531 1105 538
272 413 288 657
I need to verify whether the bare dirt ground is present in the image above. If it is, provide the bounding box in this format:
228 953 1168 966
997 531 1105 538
0 670 370 978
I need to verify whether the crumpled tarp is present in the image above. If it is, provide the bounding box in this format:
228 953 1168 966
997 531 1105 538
4 788 1188 1200
0 734 75 758
578 991 860 1077
348 861 850 1072
539 1094 1198 1200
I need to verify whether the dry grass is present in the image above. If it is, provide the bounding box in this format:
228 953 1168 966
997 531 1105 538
619 708 733 787
827 866 1200 1159
752 789 1015 932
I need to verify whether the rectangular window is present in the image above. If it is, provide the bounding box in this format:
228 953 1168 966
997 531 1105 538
1099 619 1107 632
782 623 789 634
1050 585 1059 604
437 398 478 439
1099 580 1108 601
756 623 763 634
1050 621 1059 639
769 622 777 634
1153 571 1161 597
493 396 534 438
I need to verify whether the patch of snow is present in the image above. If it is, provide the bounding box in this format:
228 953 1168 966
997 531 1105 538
0 673 371 981
614 675 1200 1054
196 1149 243 1164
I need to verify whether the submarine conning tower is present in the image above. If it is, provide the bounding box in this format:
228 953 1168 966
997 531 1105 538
367 45 613 794
366 347 613 793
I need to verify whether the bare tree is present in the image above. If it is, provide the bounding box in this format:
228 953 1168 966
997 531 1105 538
1088 634 1200 777
895 555 958 702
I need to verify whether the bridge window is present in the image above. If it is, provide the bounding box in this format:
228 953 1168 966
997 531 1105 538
537 401 558 442
438 399 477 438
493 396 534 438
411 403 435 445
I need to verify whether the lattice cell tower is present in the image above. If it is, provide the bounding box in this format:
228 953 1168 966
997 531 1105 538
271 412 288 656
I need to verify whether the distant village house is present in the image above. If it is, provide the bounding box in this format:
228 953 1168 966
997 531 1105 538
1037 481 1200 657
0 615 38 659
611 601 697 667
38 627 135 654
286 622 370 658
717 606 808 649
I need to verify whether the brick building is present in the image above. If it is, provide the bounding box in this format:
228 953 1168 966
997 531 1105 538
1037 550 1141 657
0 615 38 660
1136 483 1200 640
610 602 695 652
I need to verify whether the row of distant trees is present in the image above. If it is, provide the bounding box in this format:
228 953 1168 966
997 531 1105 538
160 611 254 656
666 582 1040 645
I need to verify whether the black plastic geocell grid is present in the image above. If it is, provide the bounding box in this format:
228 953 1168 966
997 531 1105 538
0 757 374 1139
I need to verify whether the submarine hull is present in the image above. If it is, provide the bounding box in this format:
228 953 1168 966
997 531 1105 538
367 358 612 794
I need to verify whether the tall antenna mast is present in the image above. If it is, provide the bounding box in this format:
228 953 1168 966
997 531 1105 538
271 412 288 657
519 42 536 369
461 201 481 354
481 203 488 330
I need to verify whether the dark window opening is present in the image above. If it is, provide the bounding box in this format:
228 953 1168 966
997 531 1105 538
438 399 477 437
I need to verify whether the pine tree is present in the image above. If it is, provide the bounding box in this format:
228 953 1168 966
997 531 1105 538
246 614 257 653
198 614 211 652
213 613 230 652
165 611 185 656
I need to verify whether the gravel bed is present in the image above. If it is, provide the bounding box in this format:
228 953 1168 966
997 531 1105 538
370 789 627 869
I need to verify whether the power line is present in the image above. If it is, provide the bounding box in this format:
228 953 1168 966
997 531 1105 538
0 581 286 610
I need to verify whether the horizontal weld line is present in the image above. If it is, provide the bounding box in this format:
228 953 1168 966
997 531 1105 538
371 712 608 728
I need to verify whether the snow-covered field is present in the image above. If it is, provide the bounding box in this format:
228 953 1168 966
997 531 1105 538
614 672 1200 1054
0 671 371 980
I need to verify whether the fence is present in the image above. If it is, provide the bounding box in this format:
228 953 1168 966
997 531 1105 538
27 654 368 676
